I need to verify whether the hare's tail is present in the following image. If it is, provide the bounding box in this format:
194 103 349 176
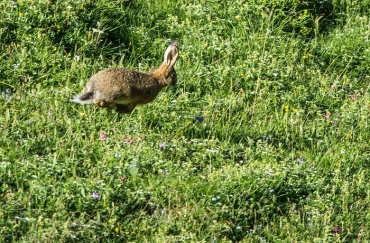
71 91 94 104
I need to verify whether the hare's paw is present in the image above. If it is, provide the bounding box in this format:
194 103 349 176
94 99 116 108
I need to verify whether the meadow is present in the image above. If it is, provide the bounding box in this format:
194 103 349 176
1 0 370 242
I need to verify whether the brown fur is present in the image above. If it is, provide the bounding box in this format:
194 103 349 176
72 40 179 114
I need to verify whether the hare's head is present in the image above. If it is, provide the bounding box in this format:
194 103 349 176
153 40 179 86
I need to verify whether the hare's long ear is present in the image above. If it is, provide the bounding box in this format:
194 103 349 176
164 40 179 69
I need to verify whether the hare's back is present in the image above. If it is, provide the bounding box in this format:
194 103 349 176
87 68 156 103
91 68 149 84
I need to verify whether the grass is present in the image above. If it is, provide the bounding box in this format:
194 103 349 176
1 0 370 242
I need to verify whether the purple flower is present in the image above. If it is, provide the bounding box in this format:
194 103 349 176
195 116 204 123
333 227 340 233
100 133 107 141
160 142 165 149
92 192 100 199
297 158 304 164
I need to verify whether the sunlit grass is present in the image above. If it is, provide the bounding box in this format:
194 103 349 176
1 0 370 242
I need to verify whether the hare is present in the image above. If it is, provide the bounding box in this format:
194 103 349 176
71 40 179 114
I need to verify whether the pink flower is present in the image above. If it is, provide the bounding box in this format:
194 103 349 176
100 133 107 141
333 227 340 233
120 176 126 182
325 113 330 120
351 94 356 101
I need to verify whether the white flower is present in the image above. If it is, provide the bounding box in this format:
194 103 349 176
92 28 104 34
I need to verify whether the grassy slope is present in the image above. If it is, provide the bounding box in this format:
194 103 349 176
1 0 370 242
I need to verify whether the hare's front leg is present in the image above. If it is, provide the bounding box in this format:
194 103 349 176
94 99 116 108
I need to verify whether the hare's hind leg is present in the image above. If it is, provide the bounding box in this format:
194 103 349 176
94 99 116 108
116 104 130 114
115 102 139 114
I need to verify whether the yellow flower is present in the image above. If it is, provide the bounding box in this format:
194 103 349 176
163 97 168 102
19 13 24 17
240 73 245 77
284 105 289 113
115 227 119 233
53 46 57 51
56 25 61 29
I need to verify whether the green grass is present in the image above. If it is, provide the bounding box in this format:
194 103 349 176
1 0 370 242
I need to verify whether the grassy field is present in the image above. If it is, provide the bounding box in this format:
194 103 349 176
1 0 370 242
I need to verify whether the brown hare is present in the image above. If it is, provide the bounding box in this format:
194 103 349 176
72 40 179 114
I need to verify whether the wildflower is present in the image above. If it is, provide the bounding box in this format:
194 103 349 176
324 112 330 120
284 105 289 113
122 137 133 144
195 116 204 123
92 192 100 199
351 94 356 101
19 13 24 17
333 227 340 233
120 176 126 182
73 55 80 62
100 133 107 141
236 225 242 230
114 153 121 158
56 25 61 29
115 227 119 233
163 97 168 102
15 217 29 221
297 158 304 164
92 28 104 34
160 142 165 149
164 168 169 176
265 169 274 175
